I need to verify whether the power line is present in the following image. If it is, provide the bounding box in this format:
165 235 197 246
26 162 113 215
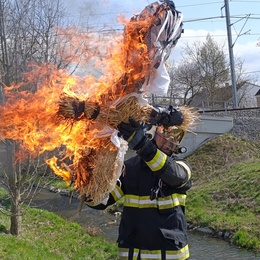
184 14 260 23
56 29 260 38
230 15 260 19
178 2 223 8
65 2 238 19
184 16 223 23
242 70 260 74
181 33 260 39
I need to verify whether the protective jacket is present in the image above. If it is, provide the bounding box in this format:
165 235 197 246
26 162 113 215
86 144 192 260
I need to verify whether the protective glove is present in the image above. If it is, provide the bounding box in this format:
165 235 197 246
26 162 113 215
150 105 183 127
160 107 183 126
72 101 85 119
71 101 100 120
118 117 146 150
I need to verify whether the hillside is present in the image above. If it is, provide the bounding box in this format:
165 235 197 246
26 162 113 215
186 133 260 252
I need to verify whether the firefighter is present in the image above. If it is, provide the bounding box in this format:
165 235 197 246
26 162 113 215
86 109 191 260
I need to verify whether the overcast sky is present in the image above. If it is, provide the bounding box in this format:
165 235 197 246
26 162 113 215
63 0 260 83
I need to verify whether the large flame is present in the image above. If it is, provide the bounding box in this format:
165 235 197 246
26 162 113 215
0 4 194 204
0 14 154 202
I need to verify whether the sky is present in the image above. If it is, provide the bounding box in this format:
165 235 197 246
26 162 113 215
63 0 260 84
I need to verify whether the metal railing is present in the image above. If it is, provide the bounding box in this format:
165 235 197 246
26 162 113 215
145 95 233 111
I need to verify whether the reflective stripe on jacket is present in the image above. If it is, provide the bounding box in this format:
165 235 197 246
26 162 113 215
119 244 189 260
111 155 191 260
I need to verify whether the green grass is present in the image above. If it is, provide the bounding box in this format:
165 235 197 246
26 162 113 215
0 202 118 260
186 134 260 252
1 133 260 255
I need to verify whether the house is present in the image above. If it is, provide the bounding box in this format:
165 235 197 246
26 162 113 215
189 82 260 109
237 82 260 108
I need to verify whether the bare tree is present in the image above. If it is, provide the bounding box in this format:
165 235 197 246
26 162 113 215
234 57 258 107
0 0 69 235
168 62 202 106
195 34 229 98
179 34 229 106
0 0 106 236
1 143 52 235
168 34 255 108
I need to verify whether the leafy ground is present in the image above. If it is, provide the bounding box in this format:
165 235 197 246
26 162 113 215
186 133 260 252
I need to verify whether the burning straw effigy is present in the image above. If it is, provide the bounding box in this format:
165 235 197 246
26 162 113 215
54 93 198 204
57 94 197 133
57 94 153 128
50 1 198 204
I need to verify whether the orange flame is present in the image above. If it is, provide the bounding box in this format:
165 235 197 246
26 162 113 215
0 14 153 192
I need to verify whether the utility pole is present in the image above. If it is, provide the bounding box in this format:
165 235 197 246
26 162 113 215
224 0 238 108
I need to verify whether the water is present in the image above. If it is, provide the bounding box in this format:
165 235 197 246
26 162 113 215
30 189 260 260
188 232 260 260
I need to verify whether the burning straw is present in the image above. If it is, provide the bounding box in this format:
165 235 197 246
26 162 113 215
51 1 198 204
57 94 153 128
76 139 119 203
57 93 198 132
46 137 121 204
53 93 199 204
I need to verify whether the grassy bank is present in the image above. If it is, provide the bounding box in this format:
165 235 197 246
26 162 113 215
0 133 259 256
186 134 260 252
0 190 118 260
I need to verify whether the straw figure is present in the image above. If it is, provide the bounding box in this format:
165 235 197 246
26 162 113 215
52 1 198 204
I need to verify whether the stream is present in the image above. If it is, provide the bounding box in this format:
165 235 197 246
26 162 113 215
30 188 260 260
